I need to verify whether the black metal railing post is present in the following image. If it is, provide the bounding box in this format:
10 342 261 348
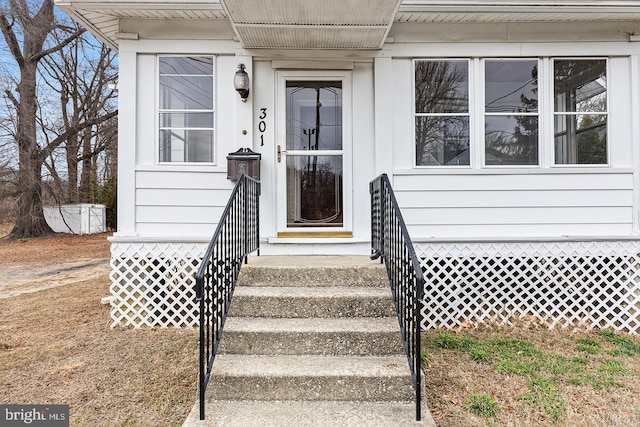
195 174 260 420
370 173 424 421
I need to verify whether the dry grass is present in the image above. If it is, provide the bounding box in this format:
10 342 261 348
0 226 198 426
0 221 109 265
423 326 640 426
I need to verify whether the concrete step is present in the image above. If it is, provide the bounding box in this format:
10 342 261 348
237 255 387 288
183 256 437 427
230 286 396 318
184 400 436 427
219 317 404 356
206 354 415 402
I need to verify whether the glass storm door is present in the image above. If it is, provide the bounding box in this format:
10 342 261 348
277 76 350 235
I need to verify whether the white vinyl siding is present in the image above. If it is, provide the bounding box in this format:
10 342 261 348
395 53 634 241
393 171 634 239
135 170 233 236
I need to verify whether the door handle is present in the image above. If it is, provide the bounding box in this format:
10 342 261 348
277 145 287 163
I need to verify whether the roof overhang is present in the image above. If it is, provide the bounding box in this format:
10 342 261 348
398 1 640 23
219 0 401 49
55 1 228 50
54 1 640 52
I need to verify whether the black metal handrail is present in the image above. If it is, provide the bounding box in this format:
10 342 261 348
370 173 425 421
195 174 260 420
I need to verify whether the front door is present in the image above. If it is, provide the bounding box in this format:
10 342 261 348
276 71 352 237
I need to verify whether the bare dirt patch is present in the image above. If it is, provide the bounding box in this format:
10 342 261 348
0 259 111 299
0 221 112 299
0 225 198 426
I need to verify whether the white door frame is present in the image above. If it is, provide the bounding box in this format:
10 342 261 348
274 70 353 236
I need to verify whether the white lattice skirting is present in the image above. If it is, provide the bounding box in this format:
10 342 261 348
415 240 640 335
110 242 207 327
111 240 640 333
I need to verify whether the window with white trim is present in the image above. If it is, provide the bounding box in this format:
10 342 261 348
415 60 470 166
553 59 607 165
158 56 215 163
414 57 608 167
484 59 539 166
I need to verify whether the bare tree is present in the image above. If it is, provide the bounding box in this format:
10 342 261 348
41 34 117 204
0 0 117 238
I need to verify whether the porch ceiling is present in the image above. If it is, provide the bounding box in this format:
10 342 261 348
55 0 640 52
397 1 640 23
219 0 401 49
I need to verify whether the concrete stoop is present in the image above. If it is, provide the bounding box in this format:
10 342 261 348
183 400 431 427
183 256 436 426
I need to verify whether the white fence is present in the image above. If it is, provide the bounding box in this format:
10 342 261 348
44 204 106 234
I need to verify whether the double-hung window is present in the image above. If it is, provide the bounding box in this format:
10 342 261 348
158 56 215 163
415 60 470 166
414 57 608 168
553 59 607 165
484 59 539 166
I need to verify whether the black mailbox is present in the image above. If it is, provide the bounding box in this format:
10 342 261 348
226 148 261 180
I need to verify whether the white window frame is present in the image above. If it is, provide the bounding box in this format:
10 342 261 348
413 57 610 170
481 58 541 168
551 57 609 167
413 58 472 168
156 55 216 165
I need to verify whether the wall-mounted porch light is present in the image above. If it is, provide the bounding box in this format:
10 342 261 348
234 63 250 102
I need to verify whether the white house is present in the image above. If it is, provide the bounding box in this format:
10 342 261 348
57 0 640 333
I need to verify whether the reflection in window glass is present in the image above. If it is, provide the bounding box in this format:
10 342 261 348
554 59 607 164
484 60 539 166
159 56 213 75
485 116 538 166
415 60 470 166
286 82 342 152
160 76 213 110
158 56 215 163
286 155 343 227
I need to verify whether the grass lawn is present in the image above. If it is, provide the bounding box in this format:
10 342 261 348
422 326 640 426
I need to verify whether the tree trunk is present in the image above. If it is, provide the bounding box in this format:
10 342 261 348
11 150 52 237
66 134 79 203
10 62 53 238
79 130 93 202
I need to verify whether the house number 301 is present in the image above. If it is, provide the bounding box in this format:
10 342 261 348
258 108 267 146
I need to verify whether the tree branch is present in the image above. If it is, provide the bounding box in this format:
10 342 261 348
31 27 86 62
40 110 118 161
0 14 25 68
4 89 19 109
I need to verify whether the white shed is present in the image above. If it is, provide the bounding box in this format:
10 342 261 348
44 204 107 234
